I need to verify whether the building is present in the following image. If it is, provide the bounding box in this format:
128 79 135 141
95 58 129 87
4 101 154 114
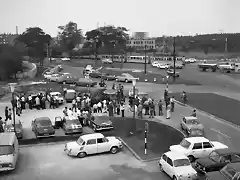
132 32 148 39
0 34 18 45
126 38 156 50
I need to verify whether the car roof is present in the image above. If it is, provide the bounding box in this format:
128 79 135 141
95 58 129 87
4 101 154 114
185 137 209 143
81 133 104 140
225 163 240 171
214 149 240 155
0 132 16 146
66 89 76 92
35 117 51 122
184 116 198 120
165 151 189 160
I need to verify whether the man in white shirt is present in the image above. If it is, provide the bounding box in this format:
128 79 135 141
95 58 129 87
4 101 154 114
120 103 125 117
28 95 32 109
93 104 98 113
97 102 102 113
170 96 175 112
67 108 73 116
35 96 40 110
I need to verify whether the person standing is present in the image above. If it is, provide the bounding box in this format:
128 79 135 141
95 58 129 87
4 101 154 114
158 100 163 116
97 101 102 113
170 96 175 112
108 102 114 117
120 103 125 117
149 102 155 118
21 95 26 110
28 95 32 109
8 108 12 120
35 96 40 110
164 89 168 103
137 103 143 119
5 106 9 121
116 103 120 115
72 98 77 112
166 104 171 119
16 100 21 116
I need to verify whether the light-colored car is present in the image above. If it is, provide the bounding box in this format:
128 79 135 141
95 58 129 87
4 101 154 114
49 74 62 81
170 137 228 162
185 58 196 63
159 151 198 180
152 61 160 67
61 57 70 61
158 64 170 69
50 92 64 104
180 116 204 136
64 89 76 103
102 58 113 64
116 73 135 82
64 133 123 158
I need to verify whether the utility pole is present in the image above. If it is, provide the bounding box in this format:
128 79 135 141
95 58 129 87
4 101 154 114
173 37 176 81
144 44 147 74
225 37 228 61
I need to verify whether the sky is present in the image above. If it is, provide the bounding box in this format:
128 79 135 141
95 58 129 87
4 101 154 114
0 0 239 37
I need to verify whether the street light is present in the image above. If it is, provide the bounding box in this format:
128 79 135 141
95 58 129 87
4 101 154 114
130 77 139 135
144 44 147 74
9 83 17 134
173 37 176 81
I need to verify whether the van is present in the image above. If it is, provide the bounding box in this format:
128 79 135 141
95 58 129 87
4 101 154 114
65 89 76 103
0 132 19 171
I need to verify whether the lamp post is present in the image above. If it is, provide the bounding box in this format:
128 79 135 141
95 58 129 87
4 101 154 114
144 44 147 74
173 37 176 81
9 83 17 134
130 78 139 135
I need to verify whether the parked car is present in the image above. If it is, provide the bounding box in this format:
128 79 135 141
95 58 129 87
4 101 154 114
87 115 114 131
170 63 184 69
185 58 196 63
75 78 97 87
62 116 83 135
49 92 64 104
4 119 23 139
167 69 180 77
180 116 204 136
64 89 76 103
116 73 135 83
158 151 198 180
48 74 62 82
61 57 70 61
158 64 170 69
89 71 102 78
57 74 78 84
195 149 240 173
102 73 116 81
102 58 113 64
64 133 123 158
170 137 228 162
152 61 160 67
31 117 55 138
206 163 240 180
188 127 205 137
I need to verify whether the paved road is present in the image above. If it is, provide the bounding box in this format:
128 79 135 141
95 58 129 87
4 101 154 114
0 143 165 180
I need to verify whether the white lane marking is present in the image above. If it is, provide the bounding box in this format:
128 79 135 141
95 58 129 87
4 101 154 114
210 128 231 138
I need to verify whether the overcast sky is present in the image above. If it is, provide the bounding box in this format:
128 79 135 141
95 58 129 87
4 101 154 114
0 0 239 37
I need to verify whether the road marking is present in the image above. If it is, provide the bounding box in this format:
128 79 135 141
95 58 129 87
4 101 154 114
210 128 231 138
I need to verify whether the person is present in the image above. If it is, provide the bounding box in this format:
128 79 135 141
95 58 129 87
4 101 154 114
120 103 125 117
5 106 8 121
63 107 68 116
93 103 98 113
182 91 188 104
72 98 77 112
137 103 143 119
35 96 40 110
164 89 168 102
108 102 114 117
16 100 21 116
20 95 26 110
67 108 73 116
149 102 155 118
102 100 107 113
0 117 4 132
116 103 120 115
8 108 12 120
166 104 171 119
158 100 163 116
28 95 32 109
97 101 102 113
170 96 175 112
191 108 197 117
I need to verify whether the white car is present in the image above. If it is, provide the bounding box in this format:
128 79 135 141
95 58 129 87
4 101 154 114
43 73 52 79
61 57 70 61
185 58 196 63
50 92 64 104
102 58 113 64
49 74 62 82
116 73 135 82
159 151 198 180
152 61 160 67
64 133 123 158
158 64 170 69
170 137 228 162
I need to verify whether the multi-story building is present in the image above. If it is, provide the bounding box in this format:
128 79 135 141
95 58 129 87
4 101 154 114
126 38 156 50
0 34 18 45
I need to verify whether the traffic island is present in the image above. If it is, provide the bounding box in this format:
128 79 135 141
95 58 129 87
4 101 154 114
103 117 184 161
170 92 240 126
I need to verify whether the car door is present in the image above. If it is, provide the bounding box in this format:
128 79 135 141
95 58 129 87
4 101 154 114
97 138 110 153
166 157 174 177
85 139 98 154
202 142 214 157
161 154 168 171
191 142 203 158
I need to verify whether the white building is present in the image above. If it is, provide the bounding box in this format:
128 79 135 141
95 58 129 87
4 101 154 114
126 39 156 50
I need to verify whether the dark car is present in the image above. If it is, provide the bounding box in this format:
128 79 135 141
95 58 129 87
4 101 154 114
206 163 240 180
31 117 55 138
62 116 83 135
166 69 180 77
89 71 102 78
4 119 23 139
58 74 78 84
75 78 97 87
102 73 116 81
87 115 114 131
195 149 240 173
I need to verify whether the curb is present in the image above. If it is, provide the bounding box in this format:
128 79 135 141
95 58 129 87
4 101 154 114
174 99 240 130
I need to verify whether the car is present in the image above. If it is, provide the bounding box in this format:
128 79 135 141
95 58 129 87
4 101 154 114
64 89 76 103
102 58 113 64
158 151 198 180
170 137 228 162
62 116 83 135
61 57 70 61
167 69 180 77
57 74 78 84
48 74 62 82
152 61 160 67
158 64 170 69
198 63 218 72
188 126 205 137
102 73 116 81
180 116 204 136
4 119 23 139
116 73 134 83
31 117 55 138
170 63 184 69
206 163 240 180
89 71 102 78
64 133 123 158
195 149 240 173
185 58 196 63
75 78 97 87
43 73 53 80
87 115 114 131
49 92 64 104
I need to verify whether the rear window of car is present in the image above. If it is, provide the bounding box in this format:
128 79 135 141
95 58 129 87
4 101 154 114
0 145 14 155
180 139 191 149
37 120 51 127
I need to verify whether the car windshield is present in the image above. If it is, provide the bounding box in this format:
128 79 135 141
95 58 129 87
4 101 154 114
187 119 199 124
76 137 84 145
37 120 51 127
209 151 221 162
221 166 237 180
174 159 191 167
0 145 14 156
66 120 80 125
180 139 191 149
190 129 203 136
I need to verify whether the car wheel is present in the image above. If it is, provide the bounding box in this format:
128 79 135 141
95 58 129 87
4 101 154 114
188 155 195 163
110 146 118 154
159 164 164 171
173 176 177 180
77 152 87 158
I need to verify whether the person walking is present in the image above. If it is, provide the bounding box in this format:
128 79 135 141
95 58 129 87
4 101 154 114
108 102 114 117
170 96 175 112
5 106 9 121
166 104 171 119
120 103 125 117
16 100 21 116
158 100 163 116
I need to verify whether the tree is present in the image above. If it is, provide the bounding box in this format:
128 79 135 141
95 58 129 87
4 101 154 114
0 45 23 80
57 21 83 56
15 27 51 66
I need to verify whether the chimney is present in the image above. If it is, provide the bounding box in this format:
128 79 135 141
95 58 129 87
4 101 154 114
16 26 18 35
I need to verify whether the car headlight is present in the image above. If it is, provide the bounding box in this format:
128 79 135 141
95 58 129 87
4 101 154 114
8 163 13 168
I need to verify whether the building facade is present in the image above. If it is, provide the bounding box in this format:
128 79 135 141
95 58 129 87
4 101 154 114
126 39 156 50
132 32 148 39
0 34 18 45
